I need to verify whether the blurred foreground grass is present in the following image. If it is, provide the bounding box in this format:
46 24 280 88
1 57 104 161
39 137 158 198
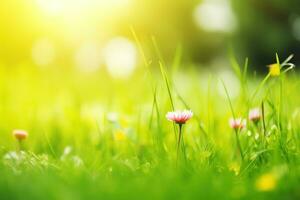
0 56 300 200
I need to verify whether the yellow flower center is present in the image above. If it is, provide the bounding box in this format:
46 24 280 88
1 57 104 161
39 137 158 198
255 173 277 191
268 63 280 76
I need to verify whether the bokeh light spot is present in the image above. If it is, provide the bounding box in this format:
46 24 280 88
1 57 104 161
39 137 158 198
194 0 236 33
32 38 56 67
37 0 65 16
104 37 137 79
75 41 102 73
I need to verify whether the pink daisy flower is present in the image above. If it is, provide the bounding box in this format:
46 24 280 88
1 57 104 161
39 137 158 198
12 129 28 141
166 110 193 124
249 108 261 122
229 118 246 130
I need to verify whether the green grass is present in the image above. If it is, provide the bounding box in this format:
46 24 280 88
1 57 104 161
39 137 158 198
0 54 299 200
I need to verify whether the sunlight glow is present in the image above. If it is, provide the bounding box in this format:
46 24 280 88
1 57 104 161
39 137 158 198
194 0 236 33
75 41 102 72
32 38 56 67
37 0 131 16
104 37 137 79
37 0 65 16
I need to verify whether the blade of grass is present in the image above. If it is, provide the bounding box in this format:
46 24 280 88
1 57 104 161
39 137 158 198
250 73 271 102
242 58 249 106
131 26 155 91
152 36 166 66
171 43 182 76
42 129 57 158
131 27 164 149
229 52 242 81
159 61 178 143
261 101 266 137
242 57 249 83
159 61 175 110
153 42 178 141
276 53 282 131
207 74 213 136
229 54 249 106
130 26 149 68
220 80 236 119
221 80 244 160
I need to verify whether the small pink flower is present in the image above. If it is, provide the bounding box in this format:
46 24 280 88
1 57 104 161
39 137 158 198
249 108 261 122
166 110 193 124
229 118 246 130
13 130 28 141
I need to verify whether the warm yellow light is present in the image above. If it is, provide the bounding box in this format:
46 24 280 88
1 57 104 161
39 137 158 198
37 0 65 16
75 41 102 73
32 38 56 67
104 37 137 79
34 0 133 48
36 0 131 16
194 0 236 33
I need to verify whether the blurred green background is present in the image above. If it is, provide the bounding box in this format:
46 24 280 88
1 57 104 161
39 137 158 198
0 0 299 74
0 2 300 199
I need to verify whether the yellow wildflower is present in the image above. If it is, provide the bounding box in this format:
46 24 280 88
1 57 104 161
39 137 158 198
228 161 240 175
268 63 280 76
114 129 126 141
255 173 277 191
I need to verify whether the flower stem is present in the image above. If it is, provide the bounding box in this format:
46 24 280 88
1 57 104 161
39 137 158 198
17 140 23 152
234 130 244 161
261 101 266 137
176 124 183 165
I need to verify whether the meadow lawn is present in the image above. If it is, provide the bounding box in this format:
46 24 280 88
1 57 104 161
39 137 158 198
0 55 299 200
